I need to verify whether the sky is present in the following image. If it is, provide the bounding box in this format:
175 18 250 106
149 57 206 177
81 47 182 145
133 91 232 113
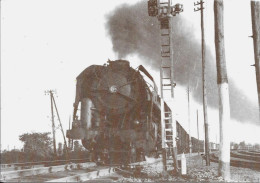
1 0 260 151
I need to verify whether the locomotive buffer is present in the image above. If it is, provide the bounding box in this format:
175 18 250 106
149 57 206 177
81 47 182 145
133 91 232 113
148 0 183 173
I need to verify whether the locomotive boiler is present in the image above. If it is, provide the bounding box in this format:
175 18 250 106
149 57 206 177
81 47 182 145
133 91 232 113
66 59 205 164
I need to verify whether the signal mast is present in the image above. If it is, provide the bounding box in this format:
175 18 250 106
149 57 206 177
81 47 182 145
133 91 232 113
148 0 183 173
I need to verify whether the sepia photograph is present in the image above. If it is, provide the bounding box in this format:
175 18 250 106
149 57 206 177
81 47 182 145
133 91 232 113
1 0 260 182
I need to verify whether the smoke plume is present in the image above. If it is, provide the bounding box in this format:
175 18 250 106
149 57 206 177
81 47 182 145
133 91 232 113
106 1 258 124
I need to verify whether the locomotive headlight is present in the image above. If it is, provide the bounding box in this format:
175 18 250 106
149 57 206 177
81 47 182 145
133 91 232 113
109 85 118 93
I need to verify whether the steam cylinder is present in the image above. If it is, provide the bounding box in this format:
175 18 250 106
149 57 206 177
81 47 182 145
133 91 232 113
81 98 92 129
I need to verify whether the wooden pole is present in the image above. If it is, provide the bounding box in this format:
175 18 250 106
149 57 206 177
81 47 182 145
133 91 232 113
194 0 210 165
69 116 71 149
200 0 210 166
50 91 57 157
187 87 192 155
214 0 231 180
197 109 200 154
251 0 260 121
52 94 70 161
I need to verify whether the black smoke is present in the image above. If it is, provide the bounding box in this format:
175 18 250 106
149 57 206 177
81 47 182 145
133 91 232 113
105 1 258 124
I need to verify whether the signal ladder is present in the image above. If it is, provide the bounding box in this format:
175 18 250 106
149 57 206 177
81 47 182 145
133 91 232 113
159 0 178 171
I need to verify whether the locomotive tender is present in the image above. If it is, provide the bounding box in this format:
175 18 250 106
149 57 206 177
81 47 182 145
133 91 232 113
66 60 204 163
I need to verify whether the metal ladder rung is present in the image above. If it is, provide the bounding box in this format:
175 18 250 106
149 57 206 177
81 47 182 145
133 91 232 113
163 84 172 86
165 129 172 132
162 66 170 68
160 2 169 4
161 55 170 58
165 140 173 142
161 44 170 46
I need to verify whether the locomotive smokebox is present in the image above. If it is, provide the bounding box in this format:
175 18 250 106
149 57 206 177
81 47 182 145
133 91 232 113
90 60 146 115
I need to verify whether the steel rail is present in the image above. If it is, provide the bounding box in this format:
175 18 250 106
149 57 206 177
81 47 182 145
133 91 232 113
1 158 90 169
0 162 95 181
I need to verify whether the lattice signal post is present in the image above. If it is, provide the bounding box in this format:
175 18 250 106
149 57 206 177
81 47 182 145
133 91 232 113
148 0 183 173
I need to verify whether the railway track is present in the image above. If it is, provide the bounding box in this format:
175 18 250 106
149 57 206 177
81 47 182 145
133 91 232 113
1 153 199 182
1 158 90 172
1 162 114 182
210 150 260 170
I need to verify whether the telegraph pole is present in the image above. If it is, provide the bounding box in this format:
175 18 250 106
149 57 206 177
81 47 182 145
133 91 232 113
214 0 231 180
52 94 70 161
194 0 210 166
187 86 192 155
45 90 57 157
251 0 260 120
68 116 71 149
197 109 200 154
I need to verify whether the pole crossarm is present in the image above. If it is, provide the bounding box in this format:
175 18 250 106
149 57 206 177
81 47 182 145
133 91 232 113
194 0 205 12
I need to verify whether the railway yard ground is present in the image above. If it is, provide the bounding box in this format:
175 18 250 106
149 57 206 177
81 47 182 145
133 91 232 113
116 154 260 182
1 152 260 182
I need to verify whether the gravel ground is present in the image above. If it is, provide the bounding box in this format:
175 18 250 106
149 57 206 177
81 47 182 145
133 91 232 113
117 155 260 182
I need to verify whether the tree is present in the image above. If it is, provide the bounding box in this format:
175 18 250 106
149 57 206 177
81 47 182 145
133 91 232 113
19 132 53 160
234 143 239 150
239 141 246 149
57 142 63 157
253 143 260 150
63 143 69 155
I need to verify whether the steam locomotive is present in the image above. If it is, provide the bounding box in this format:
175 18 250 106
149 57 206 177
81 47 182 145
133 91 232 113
66 60 204 164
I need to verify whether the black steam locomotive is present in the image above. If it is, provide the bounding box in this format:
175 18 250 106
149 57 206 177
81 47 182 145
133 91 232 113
66 60 204 164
